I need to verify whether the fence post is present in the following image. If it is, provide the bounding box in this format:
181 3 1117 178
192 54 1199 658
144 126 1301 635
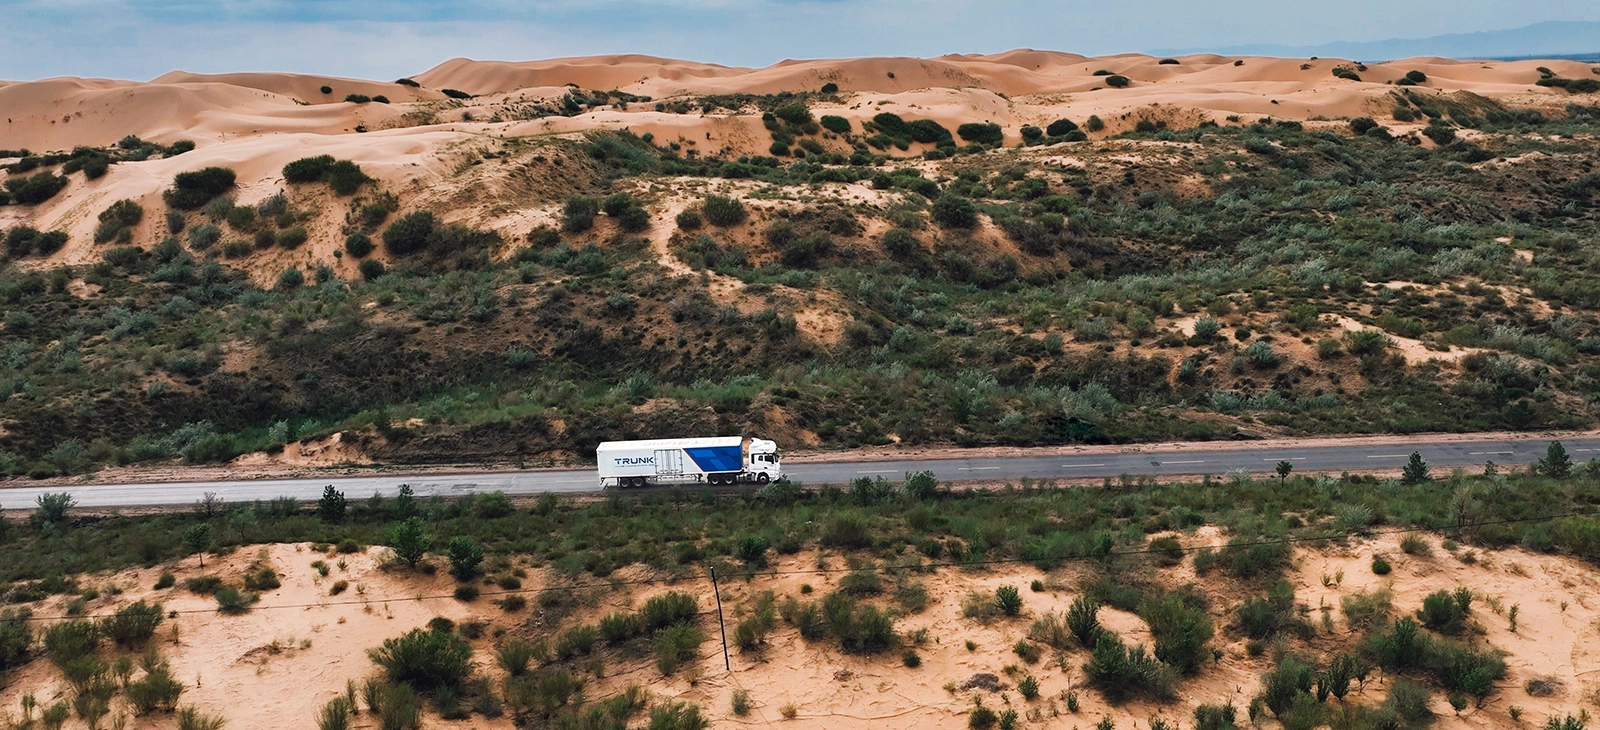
710 567 730 671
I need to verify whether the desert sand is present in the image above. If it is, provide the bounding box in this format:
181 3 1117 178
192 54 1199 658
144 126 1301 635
4 51 1597 274
1 530 1596 729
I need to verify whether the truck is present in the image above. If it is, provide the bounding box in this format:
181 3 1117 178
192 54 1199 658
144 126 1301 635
595 436 780 488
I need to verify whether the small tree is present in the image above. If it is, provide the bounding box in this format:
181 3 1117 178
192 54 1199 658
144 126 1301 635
393 484 418 520
1276 461 1294 482
446 537 484 581
318 486 347 524
183 523 213 567
1402 452 1431 485
33 493 75 527
1543 441 1573 479
390 517 432 569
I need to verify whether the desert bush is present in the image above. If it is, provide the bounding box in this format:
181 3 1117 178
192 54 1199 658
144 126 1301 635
702 195 747 226
317 695 354 730
127 659 184 714
214 586 256 614
932 194 978 228
734 592 777 652
165 167 235 210
1105 75 1131 88
562 196 599 232
1416 588 1472 634
1400 533 1432 556
648 701 709 730
996 586 1023 616
1143 592 1213 675
1193 703 1237 730
43 620 97 667
176 705 225 730
94 199 145 243
370 628 473 690
957 123 1004 146
820 115 851 134
640 592 698 631
344 232 374 257
497 640 536 676
284 156 336 183
277 226 308 248
1066 596 1103 647
383 211 435 255
1014 639 1042 664
101 600 163 648
446 536 484 581
6 172 68 205
1083 632 1175 703
555 624 598 659
358 259 385 280
653 624 704 675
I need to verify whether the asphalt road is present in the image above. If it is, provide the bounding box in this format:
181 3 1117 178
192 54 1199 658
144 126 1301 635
2 434 1593 509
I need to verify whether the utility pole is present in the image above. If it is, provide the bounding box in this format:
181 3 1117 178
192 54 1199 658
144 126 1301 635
710 567 730 671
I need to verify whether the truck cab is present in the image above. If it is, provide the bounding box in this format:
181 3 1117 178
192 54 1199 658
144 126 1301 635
746 438 781 483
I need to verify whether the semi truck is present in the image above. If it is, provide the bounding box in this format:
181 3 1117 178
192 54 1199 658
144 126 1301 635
596 436 780 488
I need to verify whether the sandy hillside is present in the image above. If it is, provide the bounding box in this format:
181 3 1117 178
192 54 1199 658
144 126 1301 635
2 531 1597 729
4 50 1596 282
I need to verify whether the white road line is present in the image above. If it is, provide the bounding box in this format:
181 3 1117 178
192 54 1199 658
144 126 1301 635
1469 451 1513 455
1059 464 1107 468
1576 449 1595 453
959 467 1002 471
1162 460 1206 465
1367 455 1408 458
855 470 900 474
1262 457 1306 461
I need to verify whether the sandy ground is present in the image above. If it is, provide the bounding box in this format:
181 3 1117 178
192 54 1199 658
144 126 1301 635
2 531 1598 729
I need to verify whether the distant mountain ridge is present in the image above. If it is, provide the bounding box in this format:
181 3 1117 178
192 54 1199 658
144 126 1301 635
1155 20 1600 62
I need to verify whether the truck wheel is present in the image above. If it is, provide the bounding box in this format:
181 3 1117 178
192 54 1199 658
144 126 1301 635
757 473 770 484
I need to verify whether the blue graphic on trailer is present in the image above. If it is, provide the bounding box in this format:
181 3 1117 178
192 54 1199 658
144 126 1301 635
685 446 743 473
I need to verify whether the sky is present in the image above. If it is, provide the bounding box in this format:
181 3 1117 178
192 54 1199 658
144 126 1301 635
2 0 1599 81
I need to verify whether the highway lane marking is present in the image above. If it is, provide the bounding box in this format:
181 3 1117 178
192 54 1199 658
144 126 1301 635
959 467 1002 471
1059 464 1107 468
1576 449 1595 453
1262 457 1306 461
1161 460 1206 465
1469 451 1513 455
1367 455 1408 458
856 470 901 474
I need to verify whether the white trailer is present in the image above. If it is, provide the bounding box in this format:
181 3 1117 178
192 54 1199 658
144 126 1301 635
596 436 780 488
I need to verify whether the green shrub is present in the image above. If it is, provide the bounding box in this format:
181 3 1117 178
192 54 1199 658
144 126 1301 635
956 123 1003 146
702 195 747 226
344 232 374 257
820 115 851 134
43 620 98 667
1143 592 1213 675
1416 588 1472 634
1083 632 1175 703
327 161 368 195
654 624 705 675
555 624 598 659
164 167 235 210
1371 554 1392 574
640 592 698 631
970 703 998 729
370 627 474 690
277 226 308 248
1193 703 1237 730
1046 119 1078 136
1105 75 1131 88
1014 640 1041 664
447 536 484 581
1067 596 1102 647
284 155 336 183
383 211 436 254
1086 115 1105 132
127 659 184 713
996 586 1023 616
902 649 921 667
215 586 257 614
932 194 978 228
6 172 68 205
562 196 599 232
648 701 708 730
94 199 145 243
101 600 163 648
358 258 385 280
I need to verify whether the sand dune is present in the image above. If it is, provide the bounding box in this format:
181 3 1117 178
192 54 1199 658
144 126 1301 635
4 49 1597 272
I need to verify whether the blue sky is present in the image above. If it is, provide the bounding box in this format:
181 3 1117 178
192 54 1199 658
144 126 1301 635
2 0 1598 81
